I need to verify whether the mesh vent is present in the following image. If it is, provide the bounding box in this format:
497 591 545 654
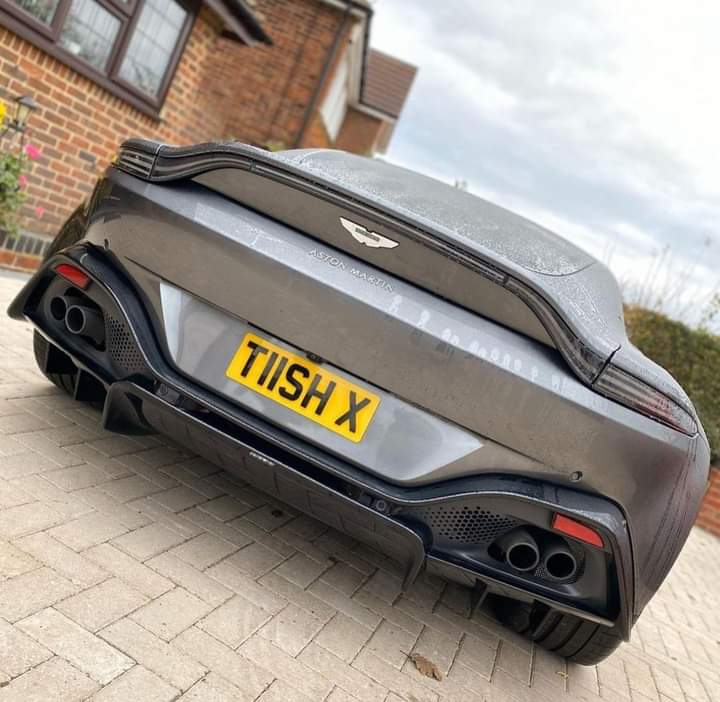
413 505 518 544
104 314 146 375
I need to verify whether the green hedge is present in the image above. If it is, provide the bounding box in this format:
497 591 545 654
624 306 720 459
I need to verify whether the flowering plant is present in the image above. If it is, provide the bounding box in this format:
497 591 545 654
0 99 41 238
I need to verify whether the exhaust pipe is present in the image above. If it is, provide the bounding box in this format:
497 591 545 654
49 295 71 322
496 528 540 573
65 305 105 345
543 539 578 581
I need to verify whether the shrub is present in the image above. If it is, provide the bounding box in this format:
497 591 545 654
0 150 27 238
624 305 720 460
0 100 41 238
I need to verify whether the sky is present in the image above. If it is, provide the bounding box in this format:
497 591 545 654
370 0 720 328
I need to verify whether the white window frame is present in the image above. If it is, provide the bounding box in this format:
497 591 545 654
321 47 350 142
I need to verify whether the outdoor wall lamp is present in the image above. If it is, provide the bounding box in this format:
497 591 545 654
12 95 38 132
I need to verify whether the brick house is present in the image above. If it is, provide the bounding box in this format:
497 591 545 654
698 466 720 537
0 0 416 270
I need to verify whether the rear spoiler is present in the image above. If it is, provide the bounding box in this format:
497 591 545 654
113 140 699 436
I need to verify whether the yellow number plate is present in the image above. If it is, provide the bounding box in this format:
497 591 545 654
226 332 380 443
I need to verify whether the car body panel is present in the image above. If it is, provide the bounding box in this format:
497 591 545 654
113 139 697 419
7 143 710 636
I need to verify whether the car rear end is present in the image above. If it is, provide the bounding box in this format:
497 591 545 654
8 140 710 663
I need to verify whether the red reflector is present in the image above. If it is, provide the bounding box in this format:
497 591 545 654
55 264 90 289
552 513 604 548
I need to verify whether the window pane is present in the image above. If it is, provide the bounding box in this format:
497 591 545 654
58 0 121 72
10 0 60 25
119 0 187 97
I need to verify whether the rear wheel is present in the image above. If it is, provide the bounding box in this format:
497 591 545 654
492 597 622 664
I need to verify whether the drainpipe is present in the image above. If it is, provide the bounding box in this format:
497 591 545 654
293 1 372 148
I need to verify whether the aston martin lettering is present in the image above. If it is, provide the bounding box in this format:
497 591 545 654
226 333 380 442
340 217 399 249
309 250 346 269
308 250 394 293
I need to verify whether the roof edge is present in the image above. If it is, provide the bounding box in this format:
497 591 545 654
359 48 417 119
314 0 373 16
208 0 272 44
351 101 398 123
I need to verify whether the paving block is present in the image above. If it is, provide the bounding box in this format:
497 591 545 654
130 587 213 641
199 594 271 648
99 617 207 692
0 567 77 621
18 608 134 684
88 665 179 702
56 577 148 631
84 543 174 598
0 656 98 702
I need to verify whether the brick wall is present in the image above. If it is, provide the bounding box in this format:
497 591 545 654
697 466 720 536
301 110 333 149
222 0 352 149
0 0 357 271
0 10 235 240
334 106 382 156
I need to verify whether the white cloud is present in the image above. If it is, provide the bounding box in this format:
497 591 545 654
370 0 720 328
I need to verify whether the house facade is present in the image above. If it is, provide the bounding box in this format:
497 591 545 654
0 0 415 270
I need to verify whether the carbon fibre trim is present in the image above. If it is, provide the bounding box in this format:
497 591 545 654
116 148 155 179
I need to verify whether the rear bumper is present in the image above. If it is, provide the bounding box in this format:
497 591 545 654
10 246 636 636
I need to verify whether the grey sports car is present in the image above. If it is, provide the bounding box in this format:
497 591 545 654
8 140 710 664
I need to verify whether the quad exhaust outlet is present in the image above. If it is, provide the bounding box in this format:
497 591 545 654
51 295 105 346
495 527 579 581
49 294 71 322
543 538 579 581
497 527 540 572
65 304 105 345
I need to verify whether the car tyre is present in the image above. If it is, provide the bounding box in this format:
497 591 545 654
492 597 623 664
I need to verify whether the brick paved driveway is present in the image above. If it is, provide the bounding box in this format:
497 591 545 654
0 271 718 702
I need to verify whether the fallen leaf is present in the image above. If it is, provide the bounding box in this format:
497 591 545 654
410 653 443 681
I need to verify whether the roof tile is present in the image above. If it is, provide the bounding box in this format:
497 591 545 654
362 49 417 119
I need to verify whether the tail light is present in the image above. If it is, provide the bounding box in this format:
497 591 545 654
552 513 604 548
594 364 697 435
54 263 90 290
507 279 696 435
